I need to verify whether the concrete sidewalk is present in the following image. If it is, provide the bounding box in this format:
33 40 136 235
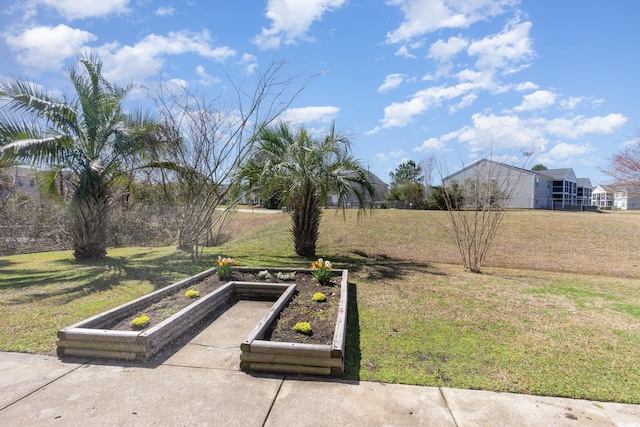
1 301 639 426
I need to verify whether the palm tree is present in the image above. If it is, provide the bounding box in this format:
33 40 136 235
238 122 375 257
0 54 157 259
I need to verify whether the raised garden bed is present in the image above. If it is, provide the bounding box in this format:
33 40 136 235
56 266 348 377
241 267 348 377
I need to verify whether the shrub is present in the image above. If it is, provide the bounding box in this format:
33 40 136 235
276 271 296 281
131 314 150 330
293 321 312 335
258 270 272 280
312 292 326 302
311 258 332 284
217 255 238 280
184 289 200 299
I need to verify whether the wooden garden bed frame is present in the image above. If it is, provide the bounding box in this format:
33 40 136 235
56 267 348 377
240 268 348 377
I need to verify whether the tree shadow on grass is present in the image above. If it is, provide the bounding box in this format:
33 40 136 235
328 250 445 281
0 252 220 305
344 281 361 380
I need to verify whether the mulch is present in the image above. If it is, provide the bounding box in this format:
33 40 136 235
103 270 340 346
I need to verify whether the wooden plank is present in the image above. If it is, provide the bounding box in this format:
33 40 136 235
248 362 331 376
142 284 233 341
240 352 342 368
56 339 146 353
60 347 139 361
248 340 331 358
331 269 349 352
58 328 140 343
242 284 297 347
232 282 291 290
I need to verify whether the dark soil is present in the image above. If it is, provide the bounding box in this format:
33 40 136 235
104 270 340 346
262 275 340 345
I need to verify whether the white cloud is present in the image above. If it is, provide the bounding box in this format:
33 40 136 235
515 81 539 91
378 74 406 93
395 45 416 58
6 24 97 71
514 90 556 112
537 142 595 163
545 113 627 139
96 30 236 82
467 19 534 73
449 93 478 113
368 74 495 133
457 113 547 152
386 0 516 44
155 6 177 16
195 65 219 86
415 137 445 152
279 106 340 124
253 0 346 49
434 112 627 157
560 96 583 110
35 0 130 20
429 36 469 61
428 36 469 76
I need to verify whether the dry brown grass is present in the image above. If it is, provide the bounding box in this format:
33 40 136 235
310 208 640 277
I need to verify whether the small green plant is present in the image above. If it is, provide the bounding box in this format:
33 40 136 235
293 321 312 335
131 314 150 330
184 289 200 299
311 258 332 284
276 271 296 281
312 292 326 302
258 270 272 280
217 255 238 280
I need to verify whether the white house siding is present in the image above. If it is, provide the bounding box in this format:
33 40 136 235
443 159 548 209
592 185 613 208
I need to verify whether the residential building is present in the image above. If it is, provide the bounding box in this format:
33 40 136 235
591 185 614 208
577 178 593 208
326 170 389 208
0 166 39 197
542 168 577 209
592 185 640 210
442 159 592 210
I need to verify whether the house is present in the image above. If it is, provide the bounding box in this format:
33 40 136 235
326 170 389 208
577 178 593 208
0 166 39 197
542 168 577 209
591 185 614 208
591 184 640 210
442 159 593 210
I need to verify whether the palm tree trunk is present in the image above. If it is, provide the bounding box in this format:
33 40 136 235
70 180 108 260
291 183 321 257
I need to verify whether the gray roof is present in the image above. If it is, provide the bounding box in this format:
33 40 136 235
442 158 536 182
539 168 575 181
577 178 593 188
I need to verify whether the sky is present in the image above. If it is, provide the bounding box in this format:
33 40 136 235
1 0 638 186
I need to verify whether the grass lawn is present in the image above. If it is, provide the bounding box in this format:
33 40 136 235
1 209 639 403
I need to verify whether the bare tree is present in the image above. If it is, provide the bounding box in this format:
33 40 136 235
605 131 640 196
438 157 529 273
150 60 312 260
420 155 435 200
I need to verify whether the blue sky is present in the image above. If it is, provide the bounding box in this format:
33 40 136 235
1 0 638 185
